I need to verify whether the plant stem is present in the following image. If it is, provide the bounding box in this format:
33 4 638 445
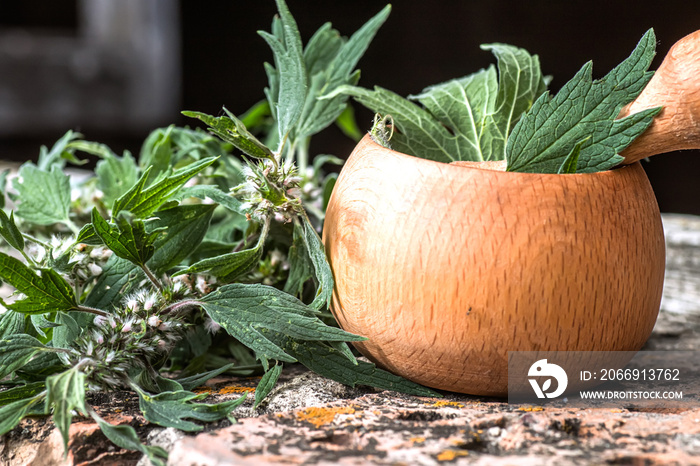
140 264 164 292
162 299 201 316
76 305 109 317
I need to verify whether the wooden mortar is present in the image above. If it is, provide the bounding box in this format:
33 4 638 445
323 30 700 396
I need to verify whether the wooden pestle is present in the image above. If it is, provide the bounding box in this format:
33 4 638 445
620 29 700 164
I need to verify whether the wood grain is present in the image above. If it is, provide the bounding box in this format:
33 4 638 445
620 29 700 163
323 135 665 395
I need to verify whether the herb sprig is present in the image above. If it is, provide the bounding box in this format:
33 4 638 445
334 29 660 173
0 2 437 464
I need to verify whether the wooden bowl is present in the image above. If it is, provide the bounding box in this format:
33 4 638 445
323 135 665 396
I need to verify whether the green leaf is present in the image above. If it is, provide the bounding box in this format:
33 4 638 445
14 351 66 381
82 255 143 311
0 334 47 379
271 336 440 397
0 252 78 315
557 137 588 174
37 130 82 171
0 310 25 338
96 150 139 206
0 169 9 209
176 363 236 391
136 388 247 432
282 225 314 297
175 218 268 281
506 29 660 173
330 43 546 163
173 184 243 213
52 312 81 352
0 210 24 252
259 0 307 145
112 156 217 218
90 410 167 466
0 382 45 406
91 209 158 267
254 362 282 407
197 283 364 364
298 216 334 310
11 164 73 228
147 204 217 274
46 366 87 450
329 85 454 161
0 395 45 436
295 5 391 140
75 223 102 246
182 110 274 160
84 204 216 308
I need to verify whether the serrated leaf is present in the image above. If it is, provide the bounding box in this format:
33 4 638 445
96 150 139 206
259 0 306 145
0 382 45 406
331 43 546 163
197 283 364 364
75 223 102 246
84 204 215 308
173 184 243 214
112 156 217 218
46 366 87 450
176 363 236 391
182 110 274 160
82 255 143 311
270 336 440 397
11 164 73 227
295 5 391 140
91 209 158 266
175 218 268 281
0 310 25 338
506 29 660 173
147 204 217 274
52 312 80 360
298 216 334 310
0 252 78 315
14 350 66 381
0 210 24 252
136 388 247 432
0 395 44 436
0 334 47 379
254 362 282 407
90 411 167 466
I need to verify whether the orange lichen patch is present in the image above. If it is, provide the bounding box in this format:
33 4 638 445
518 406 544 412
436 449 468 461
429 401 465 408
409 437 426 444
217 385 256 395
192 385 256 397
295 406 356 428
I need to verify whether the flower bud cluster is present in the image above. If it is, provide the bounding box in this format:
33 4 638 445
235 159 303 223
71 288 189 390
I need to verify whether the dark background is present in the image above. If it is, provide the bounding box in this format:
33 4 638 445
2 0 700 213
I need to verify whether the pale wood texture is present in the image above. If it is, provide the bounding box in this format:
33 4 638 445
324 135 665 396
620 29 700 164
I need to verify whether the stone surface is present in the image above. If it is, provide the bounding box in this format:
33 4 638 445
2 214 700 466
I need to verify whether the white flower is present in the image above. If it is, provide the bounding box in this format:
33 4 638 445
147 316 161 327
88 263 103 276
